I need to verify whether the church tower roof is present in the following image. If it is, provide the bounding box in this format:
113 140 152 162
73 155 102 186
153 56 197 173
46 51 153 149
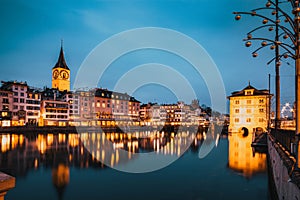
53 42 69 70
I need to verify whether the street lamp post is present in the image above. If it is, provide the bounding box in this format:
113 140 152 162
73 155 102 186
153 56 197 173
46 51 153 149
234 0 300 167
294 1 300 168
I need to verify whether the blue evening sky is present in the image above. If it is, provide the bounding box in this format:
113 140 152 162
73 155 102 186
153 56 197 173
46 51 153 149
0 0 295 107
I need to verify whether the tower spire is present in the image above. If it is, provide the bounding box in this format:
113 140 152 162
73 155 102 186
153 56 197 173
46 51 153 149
53 41 69 70
61 39 63 49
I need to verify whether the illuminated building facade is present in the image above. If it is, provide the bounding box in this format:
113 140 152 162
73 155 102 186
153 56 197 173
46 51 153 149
26 89 41 125
1 81 28 126
140 103 157 122
228 84 272 133
39 88 69 126
62 92 80 125
0 89 13 127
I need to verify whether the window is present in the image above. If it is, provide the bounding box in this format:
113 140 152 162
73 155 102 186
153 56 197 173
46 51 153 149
2 98 9 104
259 108 264 113
246 91 251 95
14 92 18 96
13 98 18 103
13 105 18 110
259 99 264 104
247 109 251 113
235 100 239 104
234 118 239 123
247 100 251 104
20 93 24 97
20 99 25 103
246 118 251 122
259 118 264 122
235 109 239 113
14 86 18 90
20 106 24 110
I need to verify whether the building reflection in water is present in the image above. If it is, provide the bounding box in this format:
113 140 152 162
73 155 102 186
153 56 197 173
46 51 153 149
52 164 70 200
0 131 207 171
228 132 267 178
78 130 197 170
0 130 209 198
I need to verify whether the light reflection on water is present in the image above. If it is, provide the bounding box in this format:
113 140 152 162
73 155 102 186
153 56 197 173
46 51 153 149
0 130 269 200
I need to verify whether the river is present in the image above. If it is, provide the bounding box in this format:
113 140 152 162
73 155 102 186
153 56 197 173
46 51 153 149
0 129 270 200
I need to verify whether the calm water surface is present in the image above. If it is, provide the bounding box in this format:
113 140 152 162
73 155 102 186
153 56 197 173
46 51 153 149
0 131 269 200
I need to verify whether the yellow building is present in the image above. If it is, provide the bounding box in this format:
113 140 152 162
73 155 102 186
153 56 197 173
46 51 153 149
228 84 272 133
52 45 70 92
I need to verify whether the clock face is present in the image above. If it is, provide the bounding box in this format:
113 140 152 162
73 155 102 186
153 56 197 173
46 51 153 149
53 70 59 79
60 70 69 80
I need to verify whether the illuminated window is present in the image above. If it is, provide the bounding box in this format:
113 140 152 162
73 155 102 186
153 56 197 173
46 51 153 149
234 118 239 122
235 109 239 113
235 100 239 104
246 118 251 122
96 103 100 107
247 100 251 104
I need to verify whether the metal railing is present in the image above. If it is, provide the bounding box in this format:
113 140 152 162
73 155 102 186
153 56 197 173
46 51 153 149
270 128 296 154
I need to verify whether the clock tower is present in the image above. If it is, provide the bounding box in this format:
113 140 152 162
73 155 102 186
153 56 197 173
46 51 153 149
52 44 70 91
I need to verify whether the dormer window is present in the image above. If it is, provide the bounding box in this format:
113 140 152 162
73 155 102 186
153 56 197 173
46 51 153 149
245 89 253 95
